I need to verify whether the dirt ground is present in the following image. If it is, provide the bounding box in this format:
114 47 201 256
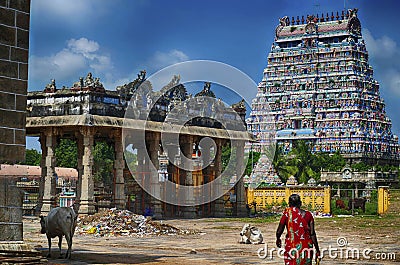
22 209 400 265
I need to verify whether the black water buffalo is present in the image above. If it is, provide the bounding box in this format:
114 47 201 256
40 207 78 259
348 198 367 212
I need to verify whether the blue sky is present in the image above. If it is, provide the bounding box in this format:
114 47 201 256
27 0 400 150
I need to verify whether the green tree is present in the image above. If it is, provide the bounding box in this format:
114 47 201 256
221 144 231 171
287 141 318 184
55 139 77 168
351 162 371 172
124 149 137 173
312 151 346 172
245 151 260 176
272 142 347 184
54 139 116 190
272 145 297 183
24 149 41 166
93 141 114 189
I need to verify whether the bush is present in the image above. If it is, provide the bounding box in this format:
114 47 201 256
365 202 377 215
370 190 378 202
331 199 351 215
351 162 372 172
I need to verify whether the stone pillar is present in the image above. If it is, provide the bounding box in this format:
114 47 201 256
40 128 58 214
202 144 211 178
112 130 125 209
201 138 211 206
163 139 180 216
74 134 84 213
136 144 147 214
36 134 46 215
181 135 196 218
146 132 163 219
79 127 95 214
235 141 247 217
0 178 23 241
213 139 225 217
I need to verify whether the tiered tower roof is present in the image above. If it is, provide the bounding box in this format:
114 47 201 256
247 8 399 166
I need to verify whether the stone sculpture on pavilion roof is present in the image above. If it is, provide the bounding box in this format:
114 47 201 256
195 82 216 98
70 72 105 93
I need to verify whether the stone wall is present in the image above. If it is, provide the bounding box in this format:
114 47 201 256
0 0 30 163
0 177 23 241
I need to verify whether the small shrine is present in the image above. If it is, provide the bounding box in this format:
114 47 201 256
307 177 317 187
245 155 283 188
286 176 298 186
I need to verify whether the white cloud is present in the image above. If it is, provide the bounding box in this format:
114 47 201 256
363 29 397 59
29 38 113 88
102 76 133 92
147 49 189 71
362 28 400 137
384 69 400 96
68 38 100 56
102 49 190 90
363 29 400 95
29 46 189 92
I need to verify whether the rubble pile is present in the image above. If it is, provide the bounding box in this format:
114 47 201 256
77 208 195 237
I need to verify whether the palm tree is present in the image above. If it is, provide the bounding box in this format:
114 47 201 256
288 140 318 184
272 145 297 183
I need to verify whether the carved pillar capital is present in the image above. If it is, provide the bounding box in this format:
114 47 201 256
79 126 96 138
109 128 122 140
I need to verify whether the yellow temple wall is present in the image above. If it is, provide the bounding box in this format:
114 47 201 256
247 186 331 213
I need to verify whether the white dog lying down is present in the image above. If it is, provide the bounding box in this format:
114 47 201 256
239 224 263 244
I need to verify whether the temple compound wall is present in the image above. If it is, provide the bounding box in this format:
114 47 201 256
27 73 251 218
247 186 331 214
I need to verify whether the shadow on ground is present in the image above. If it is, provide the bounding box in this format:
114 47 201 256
37 248 172 264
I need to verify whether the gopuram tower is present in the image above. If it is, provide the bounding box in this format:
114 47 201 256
247 9 399 167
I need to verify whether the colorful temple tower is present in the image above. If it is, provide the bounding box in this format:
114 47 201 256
247 9 399 166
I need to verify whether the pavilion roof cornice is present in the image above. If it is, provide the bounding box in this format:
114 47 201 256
26 114 255 141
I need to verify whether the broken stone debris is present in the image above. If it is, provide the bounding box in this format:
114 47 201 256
77 208 196 237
